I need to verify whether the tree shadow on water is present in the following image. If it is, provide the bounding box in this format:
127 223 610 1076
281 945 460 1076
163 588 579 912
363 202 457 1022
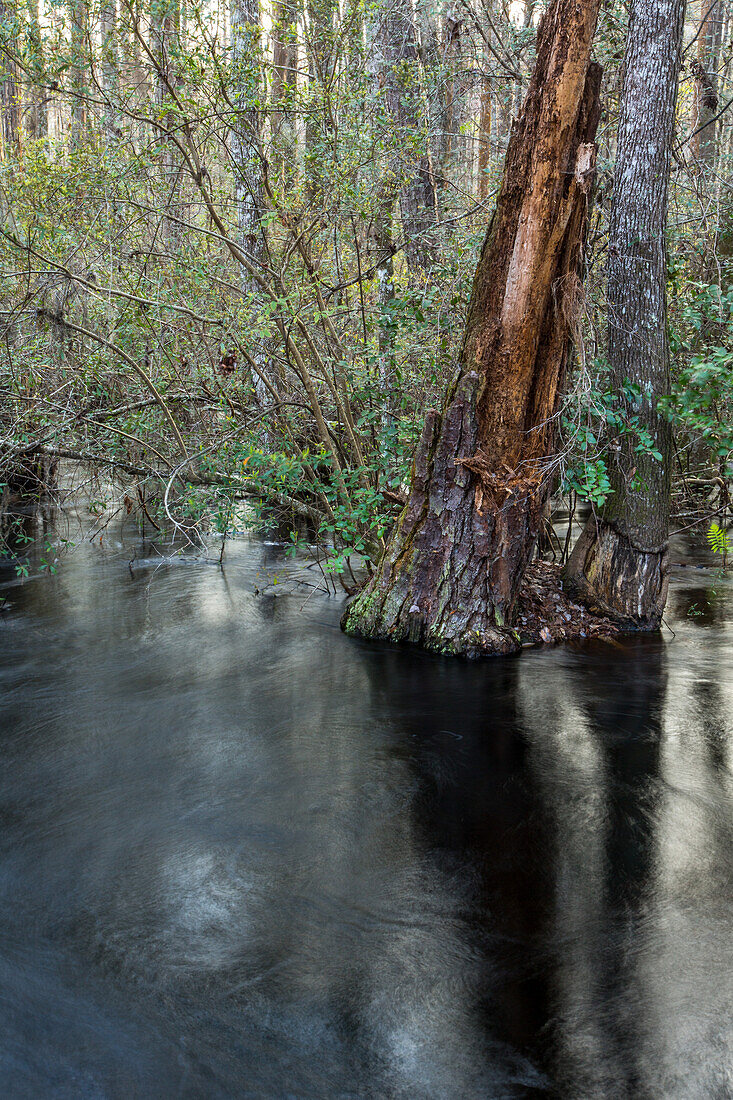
359 636 669 1098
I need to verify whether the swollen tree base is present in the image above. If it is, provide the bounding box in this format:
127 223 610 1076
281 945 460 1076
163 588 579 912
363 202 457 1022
341 372 537 657
562 517 669 631
342 550 624 658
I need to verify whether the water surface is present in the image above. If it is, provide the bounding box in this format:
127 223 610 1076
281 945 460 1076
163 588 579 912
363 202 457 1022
0 529 732 1098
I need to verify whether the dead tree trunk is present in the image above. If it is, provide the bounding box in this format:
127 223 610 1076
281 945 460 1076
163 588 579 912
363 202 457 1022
563 0 684 631
342 0 602 656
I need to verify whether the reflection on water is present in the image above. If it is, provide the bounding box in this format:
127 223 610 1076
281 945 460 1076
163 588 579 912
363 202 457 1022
0 531 732 1098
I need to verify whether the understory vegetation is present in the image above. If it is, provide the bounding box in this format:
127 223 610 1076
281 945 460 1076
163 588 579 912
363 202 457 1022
0 0 731 578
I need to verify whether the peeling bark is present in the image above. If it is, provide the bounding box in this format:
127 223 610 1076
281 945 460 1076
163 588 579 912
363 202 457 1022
342 0 602 656
564 0 684 631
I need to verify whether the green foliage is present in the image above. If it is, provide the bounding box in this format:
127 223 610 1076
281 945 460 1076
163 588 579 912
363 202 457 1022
560 364 666 508
664 347 733 472
0 0 729 580
707 522 732 559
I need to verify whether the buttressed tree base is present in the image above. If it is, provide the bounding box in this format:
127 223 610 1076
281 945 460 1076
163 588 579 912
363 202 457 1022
342 0 603 656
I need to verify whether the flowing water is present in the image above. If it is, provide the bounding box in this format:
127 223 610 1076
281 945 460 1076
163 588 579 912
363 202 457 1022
0 522 732 1098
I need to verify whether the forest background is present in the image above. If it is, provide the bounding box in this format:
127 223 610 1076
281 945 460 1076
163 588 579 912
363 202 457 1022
0 0 731 582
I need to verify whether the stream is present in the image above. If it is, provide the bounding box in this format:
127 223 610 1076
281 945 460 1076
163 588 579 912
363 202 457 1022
0 521 732 1098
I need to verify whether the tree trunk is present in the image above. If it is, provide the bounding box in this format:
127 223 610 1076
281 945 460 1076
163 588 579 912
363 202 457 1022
26 0 48 140
304 0 334 197
563 0 684 631
376 0 438 273
151 0 181 243
230 0 271 423
442 3 465 190
271 0 298 189
0 0 20 156
342 0 602 657
374 205 397 455
70 0 88 145
100 0 119 137
415 0 448 213
692 0 723 169
477 44 492 201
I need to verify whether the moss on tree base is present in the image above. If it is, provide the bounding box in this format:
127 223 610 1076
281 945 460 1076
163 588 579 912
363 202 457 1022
342 559 621 658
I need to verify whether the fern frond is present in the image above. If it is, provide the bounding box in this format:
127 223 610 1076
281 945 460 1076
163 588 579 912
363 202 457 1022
707 522 732 556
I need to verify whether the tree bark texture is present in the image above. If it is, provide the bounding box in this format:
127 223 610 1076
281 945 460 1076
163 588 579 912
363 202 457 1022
100 0 118 136
374 0 438 273
692 0 723 168
343 0 602 656
70 0 88 145
564 0 684 630
271 0 298 188
231 0 271 420
0 0 19 155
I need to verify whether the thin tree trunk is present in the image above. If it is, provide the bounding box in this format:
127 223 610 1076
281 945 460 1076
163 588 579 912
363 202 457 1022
377 0 438 273
477 43 491 200
271 0 298 189
151 0 181 243
230 0 271 423
304 0 334 196
692 0 723 169
70 0 88 145
415 0 448 212
365 5 399 458
119 0 147 148
0 0 20 155
26 0 48 140
374 206 397 455
343 0 602 656
100 0 119 137
564 0 684 630
442 2 464 188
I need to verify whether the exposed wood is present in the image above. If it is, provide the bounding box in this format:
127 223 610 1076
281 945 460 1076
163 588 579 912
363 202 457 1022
342 0 603 656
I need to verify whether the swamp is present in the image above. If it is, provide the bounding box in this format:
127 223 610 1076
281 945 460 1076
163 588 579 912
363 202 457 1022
0 0 732 1092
